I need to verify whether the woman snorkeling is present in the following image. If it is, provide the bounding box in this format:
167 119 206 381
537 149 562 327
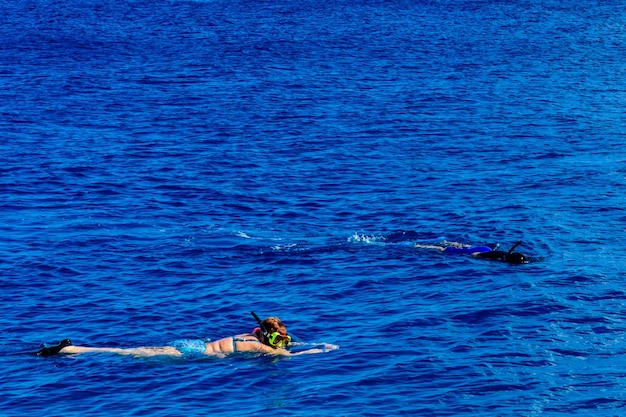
37 312 339 358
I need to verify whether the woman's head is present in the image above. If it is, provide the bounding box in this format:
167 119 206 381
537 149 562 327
261 317 291 348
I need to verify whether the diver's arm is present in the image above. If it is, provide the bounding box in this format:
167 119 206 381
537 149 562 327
286 343 339 356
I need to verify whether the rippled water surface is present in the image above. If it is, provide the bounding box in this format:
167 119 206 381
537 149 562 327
2 0 626 415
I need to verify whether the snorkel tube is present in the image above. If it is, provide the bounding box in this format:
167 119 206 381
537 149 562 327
507 240 523 255
251 311 272 347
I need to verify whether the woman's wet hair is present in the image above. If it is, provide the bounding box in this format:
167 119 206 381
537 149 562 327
262 317 288 336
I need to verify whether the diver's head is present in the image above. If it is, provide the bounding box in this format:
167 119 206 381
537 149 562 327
260 317 291 348
251 312 291 348
506 252 529 264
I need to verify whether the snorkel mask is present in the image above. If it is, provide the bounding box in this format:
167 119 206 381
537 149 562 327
251 311 291 349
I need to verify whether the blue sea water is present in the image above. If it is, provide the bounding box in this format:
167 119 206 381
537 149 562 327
2 0 626 415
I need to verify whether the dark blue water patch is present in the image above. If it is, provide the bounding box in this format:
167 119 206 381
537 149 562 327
3 0 626 415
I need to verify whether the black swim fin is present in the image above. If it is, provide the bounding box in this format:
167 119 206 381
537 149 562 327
36 339 72 356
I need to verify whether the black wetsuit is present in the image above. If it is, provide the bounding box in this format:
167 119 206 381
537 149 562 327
474 241 530 264
474 250 529 264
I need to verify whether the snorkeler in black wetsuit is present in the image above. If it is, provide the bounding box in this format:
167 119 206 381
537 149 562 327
473 241 530 264
408 235 537 264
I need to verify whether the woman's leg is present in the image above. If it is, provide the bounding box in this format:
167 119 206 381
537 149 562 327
441 240 470 248
413 243 445 251
60 345 183 357
37 339 183 357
